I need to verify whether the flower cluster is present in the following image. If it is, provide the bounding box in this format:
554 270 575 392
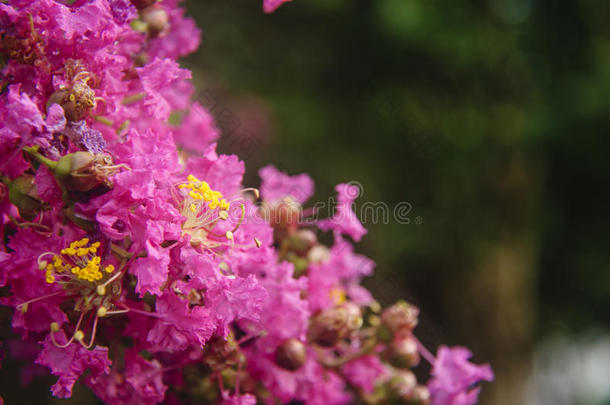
0 0 493 404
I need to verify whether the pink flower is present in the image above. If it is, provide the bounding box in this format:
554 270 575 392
342 355 389 394
318 183 367 242
36 331 111 398
263 0 293 14
428 345 494 405
171 102 219 153
259 165 314 205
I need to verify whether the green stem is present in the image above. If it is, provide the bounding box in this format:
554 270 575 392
23 146 58 170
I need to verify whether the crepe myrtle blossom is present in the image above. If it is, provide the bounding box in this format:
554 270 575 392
0 0 493 404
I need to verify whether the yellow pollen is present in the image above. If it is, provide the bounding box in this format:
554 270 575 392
97 306 107 317
45 239 112 284
50 322 60 332
74 330 85 341
181 174 230 212
38 260 48 271
225 231 233 240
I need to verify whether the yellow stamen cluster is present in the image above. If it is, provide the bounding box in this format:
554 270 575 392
330 287 347 305
60 238 99 256
179 174 230 211
44 238 114 284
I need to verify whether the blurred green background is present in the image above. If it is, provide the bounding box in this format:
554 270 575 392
183 0 610 404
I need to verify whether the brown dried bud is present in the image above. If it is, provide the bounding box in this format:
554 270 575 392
140 6 169 37
8 175 44 220
275 338 307 371
307 303 362 347
384 335 420 369
47 81 95 122
381 300 419 336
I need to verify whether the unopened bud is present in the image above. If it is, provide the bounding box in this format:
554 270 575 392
262 197 302 234
286 229 317 256
381 300 419 336
307 245 330 264
140 6 169 37
384 335 420 369
286 253 309 278
56 152 110 193
307 304 362 347
8 175 44 220
389 370 417 398
403 385 430 405
275 338 307 371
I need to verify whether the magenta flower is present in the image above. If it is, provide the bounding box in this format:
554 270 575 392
259 165 314 205
0 0 493 403
318 183 367 242
263 0 293 14
36 330 111 398
428 345 494 405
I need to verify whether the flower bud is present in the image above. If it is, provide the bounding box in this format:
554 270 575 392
389 370 417 398
307 245 330 264
55 152 112 193
275 338 307 371
287 253 309 278
403 385 430 405
307 304 362 347
285 229 317 256
8 175 44 220
381 300 419 336
261 197 302 238
140 6 169 37
384 335 420 369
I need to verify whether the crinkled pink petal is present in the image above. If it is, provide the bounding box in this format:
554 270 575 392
428 345 494 405
172 102 219 154
259 165 314 205
36 331 111 399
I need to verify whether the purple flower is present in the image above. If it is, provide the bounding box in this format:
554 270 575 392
428 345 494 405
